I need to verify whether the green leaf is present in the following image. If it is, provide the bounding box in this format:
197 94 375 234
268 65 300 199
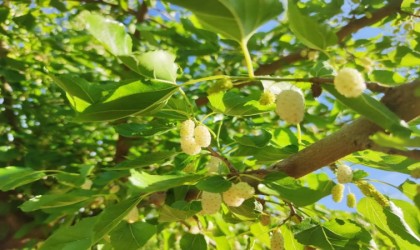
357 197 420 248
20 190 94 212
93 196 144 243
371 132 420 150
196 176 232 193
85 13 132 56
75 80 178 122
165 0 282 42
110 151 178 170
281 225 304 250
119 51 178 83
155 98 191 120
54 172 85 187
259 173 334 207
352 169 369 181
40 217 97 250
392 200 420 240
114 121 176 137
158 203 200 223
0 167 46 191
226 199 262 221
51 75 102 106
384 201 420 245
234 129 272 148
287 0 337 50
180 233 207 250
208 91 272 116
399 179 418 201
323 84 411 136
232 145 298 164
128 170 203 193
110 221 157 250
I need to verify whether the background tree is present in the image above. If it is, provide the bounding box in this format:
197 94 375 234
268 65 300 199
0 0 419 249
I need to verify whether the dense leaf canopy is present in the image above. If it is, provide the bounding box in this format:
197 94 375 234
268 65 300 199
0 0 419 249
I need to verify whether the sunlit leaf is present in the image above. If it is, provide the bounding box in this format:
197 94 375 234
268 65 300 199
85 13 132 56
165 0 282 42
287 0 337 50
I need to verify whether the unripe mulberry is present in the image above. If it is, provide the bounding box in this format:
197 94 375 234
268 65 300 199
234 182 255 199
336 164 353 184
222 182 254 207
259 91 275 105
181 137 201 155
307 51 319 61
271 229 284 250
207 156 222 173
201 191 222 215
194 125 211 147
331 183 344 202
275 88 305 124
181 119 195 139
334 68 366 98
347 193 356 208
207 79 233 94
355 181 389 207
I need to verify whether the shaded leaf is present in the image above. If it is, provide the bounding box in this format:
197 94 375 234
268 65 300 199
196 176 232 193
110 151 178 170
159 202 200 223
180 233 207 250
232 145 298 164
40 217 97 250
20 190 94 212
114 121 176 137
234 129 272 148
75 80 178 122
0 167 46 191
110 221 157 250
93 196 144 243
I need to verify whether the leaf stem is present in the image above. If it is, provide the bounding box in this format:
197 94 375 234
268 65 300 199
178 87 195 115
297 123 302 145
240 40 255 78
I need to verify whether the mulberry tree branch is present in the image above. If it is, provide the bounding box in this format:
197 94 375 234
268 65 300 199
271 80 420 178
255 0 403 76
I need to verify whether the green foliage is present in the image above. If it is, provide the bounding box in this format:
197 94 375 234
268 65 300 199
1 0 419 249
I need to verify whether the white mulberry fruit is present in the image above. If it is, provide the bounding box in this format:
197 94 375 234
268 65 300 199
181 137 201 155
271 229 284 250
201 191 222 215
194 125 211 147
334 68 366 98
180 119 195 139
222 182 254 207
234 182 255 199
347 193 356 208
275 88 305 124
332 183 345 203
336 164 353 184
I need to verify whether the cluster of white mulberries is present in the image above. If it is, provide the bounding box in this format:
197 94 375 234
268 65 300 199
263 81 305 124
270 229 284 250
222 182 255 207
180 119 211 155
201 191 222 215
336 164 353 184
334 68 366 98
